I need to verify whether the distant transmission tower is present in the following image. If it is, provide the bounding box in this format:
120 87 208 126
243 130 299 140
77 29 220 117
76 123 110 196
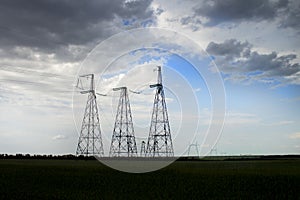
146 66 174 157
109 87 138 157
187 142 200 157
140 141 146 157
76 74 104 156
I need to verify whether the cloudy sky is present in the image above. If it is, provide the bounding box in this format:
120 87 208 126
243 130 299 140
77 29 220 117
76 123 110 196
0 0 299 156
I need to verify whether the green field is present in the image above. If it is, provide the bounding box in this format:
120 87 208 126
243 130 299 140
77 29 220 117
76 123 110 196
0 159 299 199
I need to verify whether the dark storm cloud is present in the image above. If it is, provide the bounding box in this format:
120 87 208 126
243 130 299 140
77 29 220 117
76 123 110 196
195 0 280 26
206 39 300 83
279 0 300 30
190 0 300 31
206 39 251 58
0 0 154 50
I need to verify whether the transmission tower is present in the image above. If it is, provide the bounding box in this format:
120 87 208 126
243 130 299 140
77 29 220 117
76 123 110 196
76 74 104 156
146 66 174 157
109 87 138 157
187 142 200 157
140 141 146 157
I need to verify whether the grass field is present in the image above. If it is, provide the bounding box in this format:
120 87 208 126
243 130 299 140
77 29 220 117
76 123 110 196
0 158 299 199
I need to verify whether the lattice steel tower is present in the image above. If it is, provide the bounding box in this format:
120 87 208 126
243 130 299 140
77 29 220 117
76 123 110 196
146 66 174 157
109 87 138 157
140 141 146 157
76 74 104 156
187 142 200 157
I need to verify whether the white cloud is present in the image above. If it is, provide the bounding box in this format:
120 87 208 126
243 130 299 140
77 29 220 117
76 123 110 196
280 96 300 102
264 120 295 126
225 112 260 126
278 120 294 125
289 132 300 139
198 110 260 126
194 87 201 92
52 134 68 140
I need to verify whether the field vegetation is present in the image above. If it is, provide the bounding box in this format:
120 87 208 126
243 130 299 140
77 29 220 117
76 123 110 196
0 156 299 199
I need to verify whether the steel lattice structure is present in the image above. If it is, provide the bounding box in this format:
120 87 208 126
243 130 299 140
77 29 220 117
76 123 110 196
140 141 146 157
187 142 200 157
76 74 104 156
109 87 138 157
146 66 174 157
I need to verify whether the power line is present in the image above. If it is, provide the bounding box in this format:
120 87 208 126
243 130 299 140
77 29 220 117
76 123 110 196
0 65 75 80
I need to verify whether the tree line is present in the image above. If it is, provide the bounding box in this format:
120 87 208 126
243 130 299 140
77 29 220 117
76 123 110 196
0 154 96 160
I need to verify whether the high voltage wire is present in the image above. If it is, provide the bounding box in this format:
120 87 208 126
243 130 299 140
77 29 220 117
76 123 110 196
0 66 156 96
0 65 75 80
0 65 76 94
96 87 154 97
0 78 74 93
